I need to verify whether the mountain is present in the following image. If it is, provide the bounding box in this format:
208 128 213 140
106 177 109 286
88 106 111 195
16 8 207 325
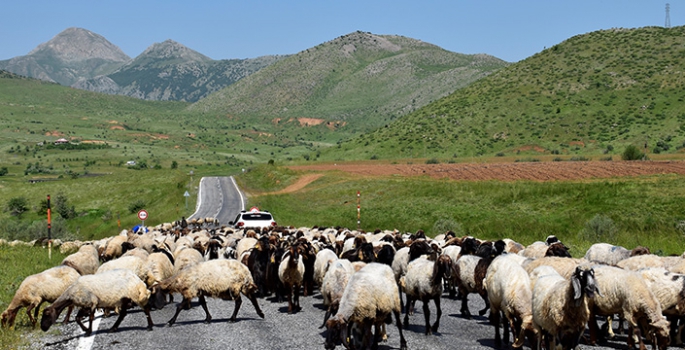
0 28 284 102
74 40 285 102
0 27 130 86
189 31 508 133
323 26 685 160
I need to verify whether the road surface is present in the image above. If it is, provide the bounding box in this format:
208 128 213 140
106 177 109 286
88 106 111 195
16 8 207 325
187 176 245 225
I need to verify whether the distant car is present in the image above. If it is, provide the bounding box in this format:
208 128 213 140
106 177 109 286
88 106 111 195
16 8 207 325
229 207 277 229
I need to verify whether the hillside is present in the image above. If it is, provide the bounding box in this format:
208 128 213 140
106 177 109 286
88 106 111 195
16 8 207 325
75 40 285 102
190 31 508 133
323 26 685 161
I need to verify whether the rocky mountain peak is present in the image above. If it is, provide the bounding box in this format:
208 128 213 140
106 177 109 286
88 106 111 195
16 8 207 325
138 39 211 62
28 27 130 63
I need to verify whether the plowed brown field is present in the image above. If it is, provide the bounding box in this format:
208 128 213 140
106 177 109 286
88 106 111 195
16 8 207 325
290 160 685 182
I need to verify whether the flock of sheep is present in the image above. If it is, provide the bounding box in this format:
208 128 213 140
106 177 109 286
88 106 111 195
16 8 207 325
2 220 685 350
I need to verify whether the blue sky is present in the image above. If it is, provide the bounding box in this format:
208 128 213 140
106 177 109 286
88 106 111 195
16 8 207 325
0 1 677 62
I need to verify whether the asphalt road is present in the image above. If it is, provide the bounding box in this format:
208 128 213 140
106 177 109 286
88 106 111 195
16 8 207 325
34 290 630 350
30 177 630 350
187 176 245 225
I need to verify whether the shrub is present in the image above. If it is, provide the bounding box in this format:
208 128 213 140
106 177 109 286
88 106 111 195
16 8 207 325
128 199 147 214
425 158 440 164
6 197 29 217
54 193 77 219
432 218 464 237
0 167 8 176
621 145 644 161
579 214 618 243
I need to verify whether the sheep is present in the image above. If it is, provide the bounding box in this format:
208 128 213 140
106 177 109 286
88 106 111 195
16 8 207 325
61 244 100 275
101 235 128 261
298 238 318 296
484 254 537 348
531 264 599 350
400 254 452 335
584 243 651 265
143 251 176 306
278 242 305 313
172 246 204 274
1 266 80 329
638 267 685 345
519 240 570 259
40 268 155 336
587 265 670 350
97 255 147 282
325 262 407 350
236 237 258 260
246 235 273 297
523 256 585 279
159 259 264 325
320 258 356 328
314 248 339 288
617 254 667 271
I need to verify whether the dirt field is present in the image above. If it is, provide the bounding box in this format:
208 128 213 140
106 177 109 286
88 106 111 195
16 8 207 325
289 160 685 182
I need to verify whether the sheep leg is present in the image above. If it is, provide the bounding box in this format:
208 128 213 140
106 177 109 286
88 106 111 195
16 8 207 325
63 305 74 324
84 309 95 336
228 295 242 322
490 309 502 348
459 292 472 319
431 296 441 334
167 297 191 326
286 284 294 314
74 308 90 333
422 299 432 335
403 295 413 328
245 291 265 319
393 309 408 350
293 283 301 312
198 295 212 323
142 304 154 331
26 302 40 327
109 303 128 333
477 291 489 317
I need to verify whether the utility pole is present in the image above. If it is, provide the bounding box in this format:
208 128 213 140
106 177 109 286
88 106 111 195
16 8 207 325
666 3 672 28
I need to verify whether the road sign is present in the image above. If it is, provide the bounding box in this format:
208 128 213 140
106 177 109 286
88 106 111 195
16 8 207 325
183 191 190 197
137 209 148 221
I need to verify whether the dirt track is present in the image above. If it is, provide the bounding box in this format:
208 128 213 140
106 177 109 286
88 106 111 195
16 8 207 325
290 160 685 182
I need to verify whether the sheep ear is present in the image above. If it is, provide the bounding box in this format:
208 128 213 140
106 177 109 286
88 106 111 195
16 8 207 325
572 272 582 302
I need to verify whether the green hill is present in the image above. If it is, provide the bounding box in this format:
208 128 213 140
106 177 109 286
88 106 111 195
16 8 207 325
324 26 685 161
190 31 508 133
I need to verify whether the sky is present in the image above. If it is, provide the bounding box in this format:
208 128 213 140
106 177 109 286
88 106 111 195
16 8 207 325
0 1 679 63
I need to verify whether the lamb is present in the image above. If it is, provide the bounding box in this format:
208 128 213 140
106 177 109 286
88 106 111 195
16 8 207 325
61 244 100 275
159 259 264 325
400 254 452 335
1 266 80 329
40 268 155 336
587 265 670 350
484 254 537 348
278 242 305 313
531 264 599 350
325 262 407 350
320 258 356 328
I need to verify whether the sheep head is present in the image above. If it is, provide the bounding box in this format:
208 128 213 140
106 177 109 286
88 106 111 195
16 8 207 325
571 266 599 306
650 317 671 350
1 309 17 329
325 315 348 350
40 306 60 332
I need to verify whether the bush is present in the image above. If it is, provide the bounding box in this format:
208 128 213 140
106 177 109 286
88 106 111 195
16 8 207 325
425 158 440 164
0 167 8 176
0 216 71 241
128 199 147 214
6 197 29 217
432 218 464 237
579 214 618 243
54 192 77 219
621 145 644 161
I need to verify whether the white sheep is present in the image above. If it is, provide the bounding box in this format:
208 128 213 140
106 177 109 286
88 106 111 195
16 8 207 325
101 235 128 261
617 254 666 271
97 255 147 282
484 254 537 348
40 268 154 336
278 242 305 313
523 256 585 279
531 264 599 350
400 254 452 335
159 259 264 325
61 244 100 275
325 262 407 350
638 267 685 345
172 246 204 274
1 266 80 329
320 258 356 328
587 265 670 350
314 248 339 288
454 254 484 318
584 243 650 265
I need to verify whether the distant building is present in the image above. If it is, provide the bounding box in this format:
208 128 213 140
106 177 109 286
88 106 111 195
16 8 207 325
54 138 69 145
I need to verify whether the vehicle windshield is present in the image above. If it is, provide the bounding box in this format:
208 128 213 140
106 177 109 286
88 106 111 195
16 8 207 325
241 213 273 221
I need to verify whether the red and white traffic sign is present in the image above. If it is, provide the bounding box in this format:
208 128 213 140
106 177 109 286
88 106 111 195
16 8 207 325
137 209 148 221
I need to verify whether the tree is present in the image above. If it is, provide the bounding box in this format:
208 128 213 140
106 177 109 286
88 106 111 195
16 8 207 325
171 160 178 169
0 167 8 176
6 197 29 217
55 192 76 219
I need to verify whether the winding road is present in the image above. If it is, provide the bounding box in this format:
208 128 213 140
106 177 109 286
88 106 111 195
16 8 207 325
187 176 245 225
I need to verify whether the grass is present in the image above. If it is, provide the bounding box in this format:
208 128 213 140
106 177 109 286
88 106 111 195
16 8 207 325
238 164 685 255
0 245 68 349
